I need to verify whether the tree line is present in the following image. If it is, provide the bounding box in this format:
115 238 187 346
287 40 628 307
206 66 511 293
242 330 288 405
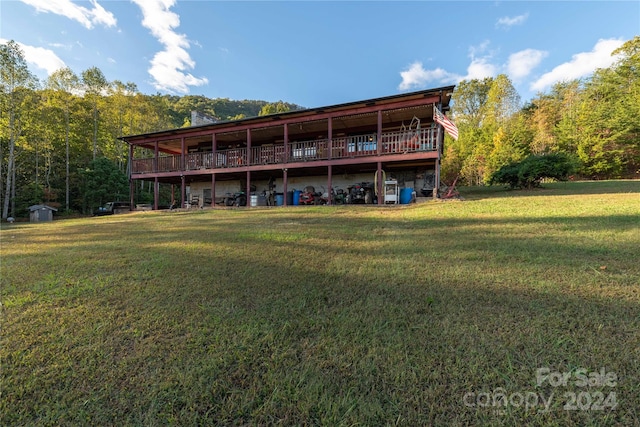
0 40 301 218
1 37 639 218
443 37 640 186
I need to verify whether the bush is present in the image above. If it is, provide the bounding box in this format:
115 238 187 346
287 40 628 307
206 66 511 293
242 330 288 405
490 153 578 189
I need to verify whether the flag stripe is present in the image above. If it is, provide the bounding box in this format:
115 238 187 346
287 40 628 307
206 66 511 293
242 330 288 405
433 105 459 140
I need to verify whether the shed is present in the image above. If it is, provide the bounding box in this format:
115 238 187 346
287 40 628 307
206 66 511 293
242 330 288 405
29 205 57 222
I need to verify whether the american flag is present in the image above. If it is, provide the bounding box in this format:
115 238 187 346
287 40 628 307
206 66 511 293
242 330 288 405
433 105 459 140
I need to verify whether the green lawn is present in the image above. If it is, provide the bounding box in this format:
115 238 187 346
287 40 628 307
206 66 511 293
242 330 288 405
2 181 639 426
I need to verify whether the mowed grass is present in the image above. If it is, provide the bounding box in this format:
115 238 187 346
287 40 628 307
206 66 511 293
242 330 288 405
1 181 639 426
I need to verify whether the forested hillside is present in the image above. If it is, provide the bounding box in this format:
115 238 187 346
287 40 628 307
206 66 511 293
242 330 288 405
443 37 640 185
1 37 638 218
0 40 302 217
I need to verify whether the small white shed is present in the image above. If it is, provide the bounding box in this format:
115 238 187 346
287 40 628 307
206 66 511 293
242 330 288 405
29 205 57 222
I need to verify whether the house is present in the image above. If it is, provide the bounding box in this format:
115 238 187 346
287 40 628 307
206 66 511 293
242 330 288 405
29 205 57 222
119 86 455 209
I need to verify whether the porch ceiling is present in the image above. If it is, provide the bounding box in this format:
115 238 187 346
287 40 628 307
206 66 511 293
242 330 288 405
143 104 435 155
126 86 453 154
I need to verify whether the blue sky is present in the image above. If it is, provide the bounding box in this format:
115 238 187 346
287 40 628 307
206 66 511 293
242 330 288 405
2 1 639 108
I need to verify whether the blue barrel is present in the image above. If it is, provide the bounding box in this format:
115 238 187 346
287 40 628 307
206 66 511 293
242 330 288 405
286 191 294 205
275 194 284 206
400 188 413 204
293 190 302 206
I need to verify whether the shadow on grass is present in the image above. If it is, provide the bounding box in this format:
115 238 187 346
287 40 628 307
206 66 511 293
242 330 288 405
2 200 639 426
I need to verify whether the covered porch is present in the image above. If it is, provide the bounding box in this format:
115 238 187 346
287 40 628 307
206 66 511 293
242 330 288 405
121 86 455 209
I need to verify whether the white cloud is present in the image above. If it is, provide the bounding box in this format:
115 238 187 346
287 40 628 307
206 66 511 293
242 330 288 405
398 42 497 91
20 0 116 29
0 38 66 75
496 13 529 29
465 57 498 80
398 59 499 91
530 38 624 92
507 49 548 80
398 62 460 91
131 0 208 94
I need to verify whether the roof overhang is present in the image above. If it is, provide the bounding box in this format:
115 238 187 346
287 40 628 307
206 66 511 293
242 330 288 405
120 86 455 148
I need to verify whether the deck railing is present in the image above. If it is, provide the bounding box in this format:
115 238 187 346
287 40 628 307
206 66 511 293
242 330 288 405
132 129 438 174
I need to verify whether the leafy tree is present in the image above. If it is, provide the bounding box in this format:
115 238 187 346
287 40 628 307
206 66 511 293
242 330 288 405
0 40 38 219
105 80 139 170
449 75 523 184
47 67 80 211
82 66 108 160
451 78 492 127
79 157 128 214
582 36 640 176
445 78 493 184
483 74 521 126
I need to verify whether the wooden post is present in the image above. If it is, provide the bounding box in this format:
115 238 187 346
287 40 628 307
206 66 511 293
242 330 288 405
154 141 159 172
284 124 289 163
246 129 252 165
246 171 251 207
154 177 159 210
211 173 216 207
377 110 382 156
327 165 332 205
181 175 186 208
283 168 288 206
377 161 383 205
180 137 185 171
129 144 135 210
212 133 217 167
211 133 217 207
327 117 332 160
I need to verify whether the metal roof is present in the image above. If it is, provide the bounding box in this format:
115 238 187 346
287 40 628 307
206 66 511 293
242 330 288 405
29 204 58 212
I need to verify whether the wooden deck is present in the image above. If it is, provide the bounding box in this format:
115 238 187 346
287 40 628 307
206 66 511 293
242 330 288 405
132 128 438 175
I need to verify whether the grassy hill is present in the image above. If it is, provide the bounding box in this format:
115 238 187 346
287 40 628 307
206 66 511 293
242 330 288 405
2 181 639 426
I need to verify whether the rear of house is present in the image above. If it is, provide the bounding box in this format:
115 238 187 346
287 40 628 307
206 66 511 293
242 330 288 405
120 86 455 209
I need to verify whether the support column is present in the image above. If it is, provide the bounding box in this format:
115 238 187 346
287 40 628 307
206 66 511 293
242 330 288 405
284 124 289 163
246 171 251 207
434 125 442 199
180 137 185 171
327 165 333 205
327 117 332 160
283 124 289 205
171 184 175 208
377 110 382 156
154 177 159 210
212 133 217 207
129 179 135 211
129 144 135 210
181 175 186 208
211 173 216 207
154 141 159 172
283 169 288 206
377 161 383 205
246 129 252 165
